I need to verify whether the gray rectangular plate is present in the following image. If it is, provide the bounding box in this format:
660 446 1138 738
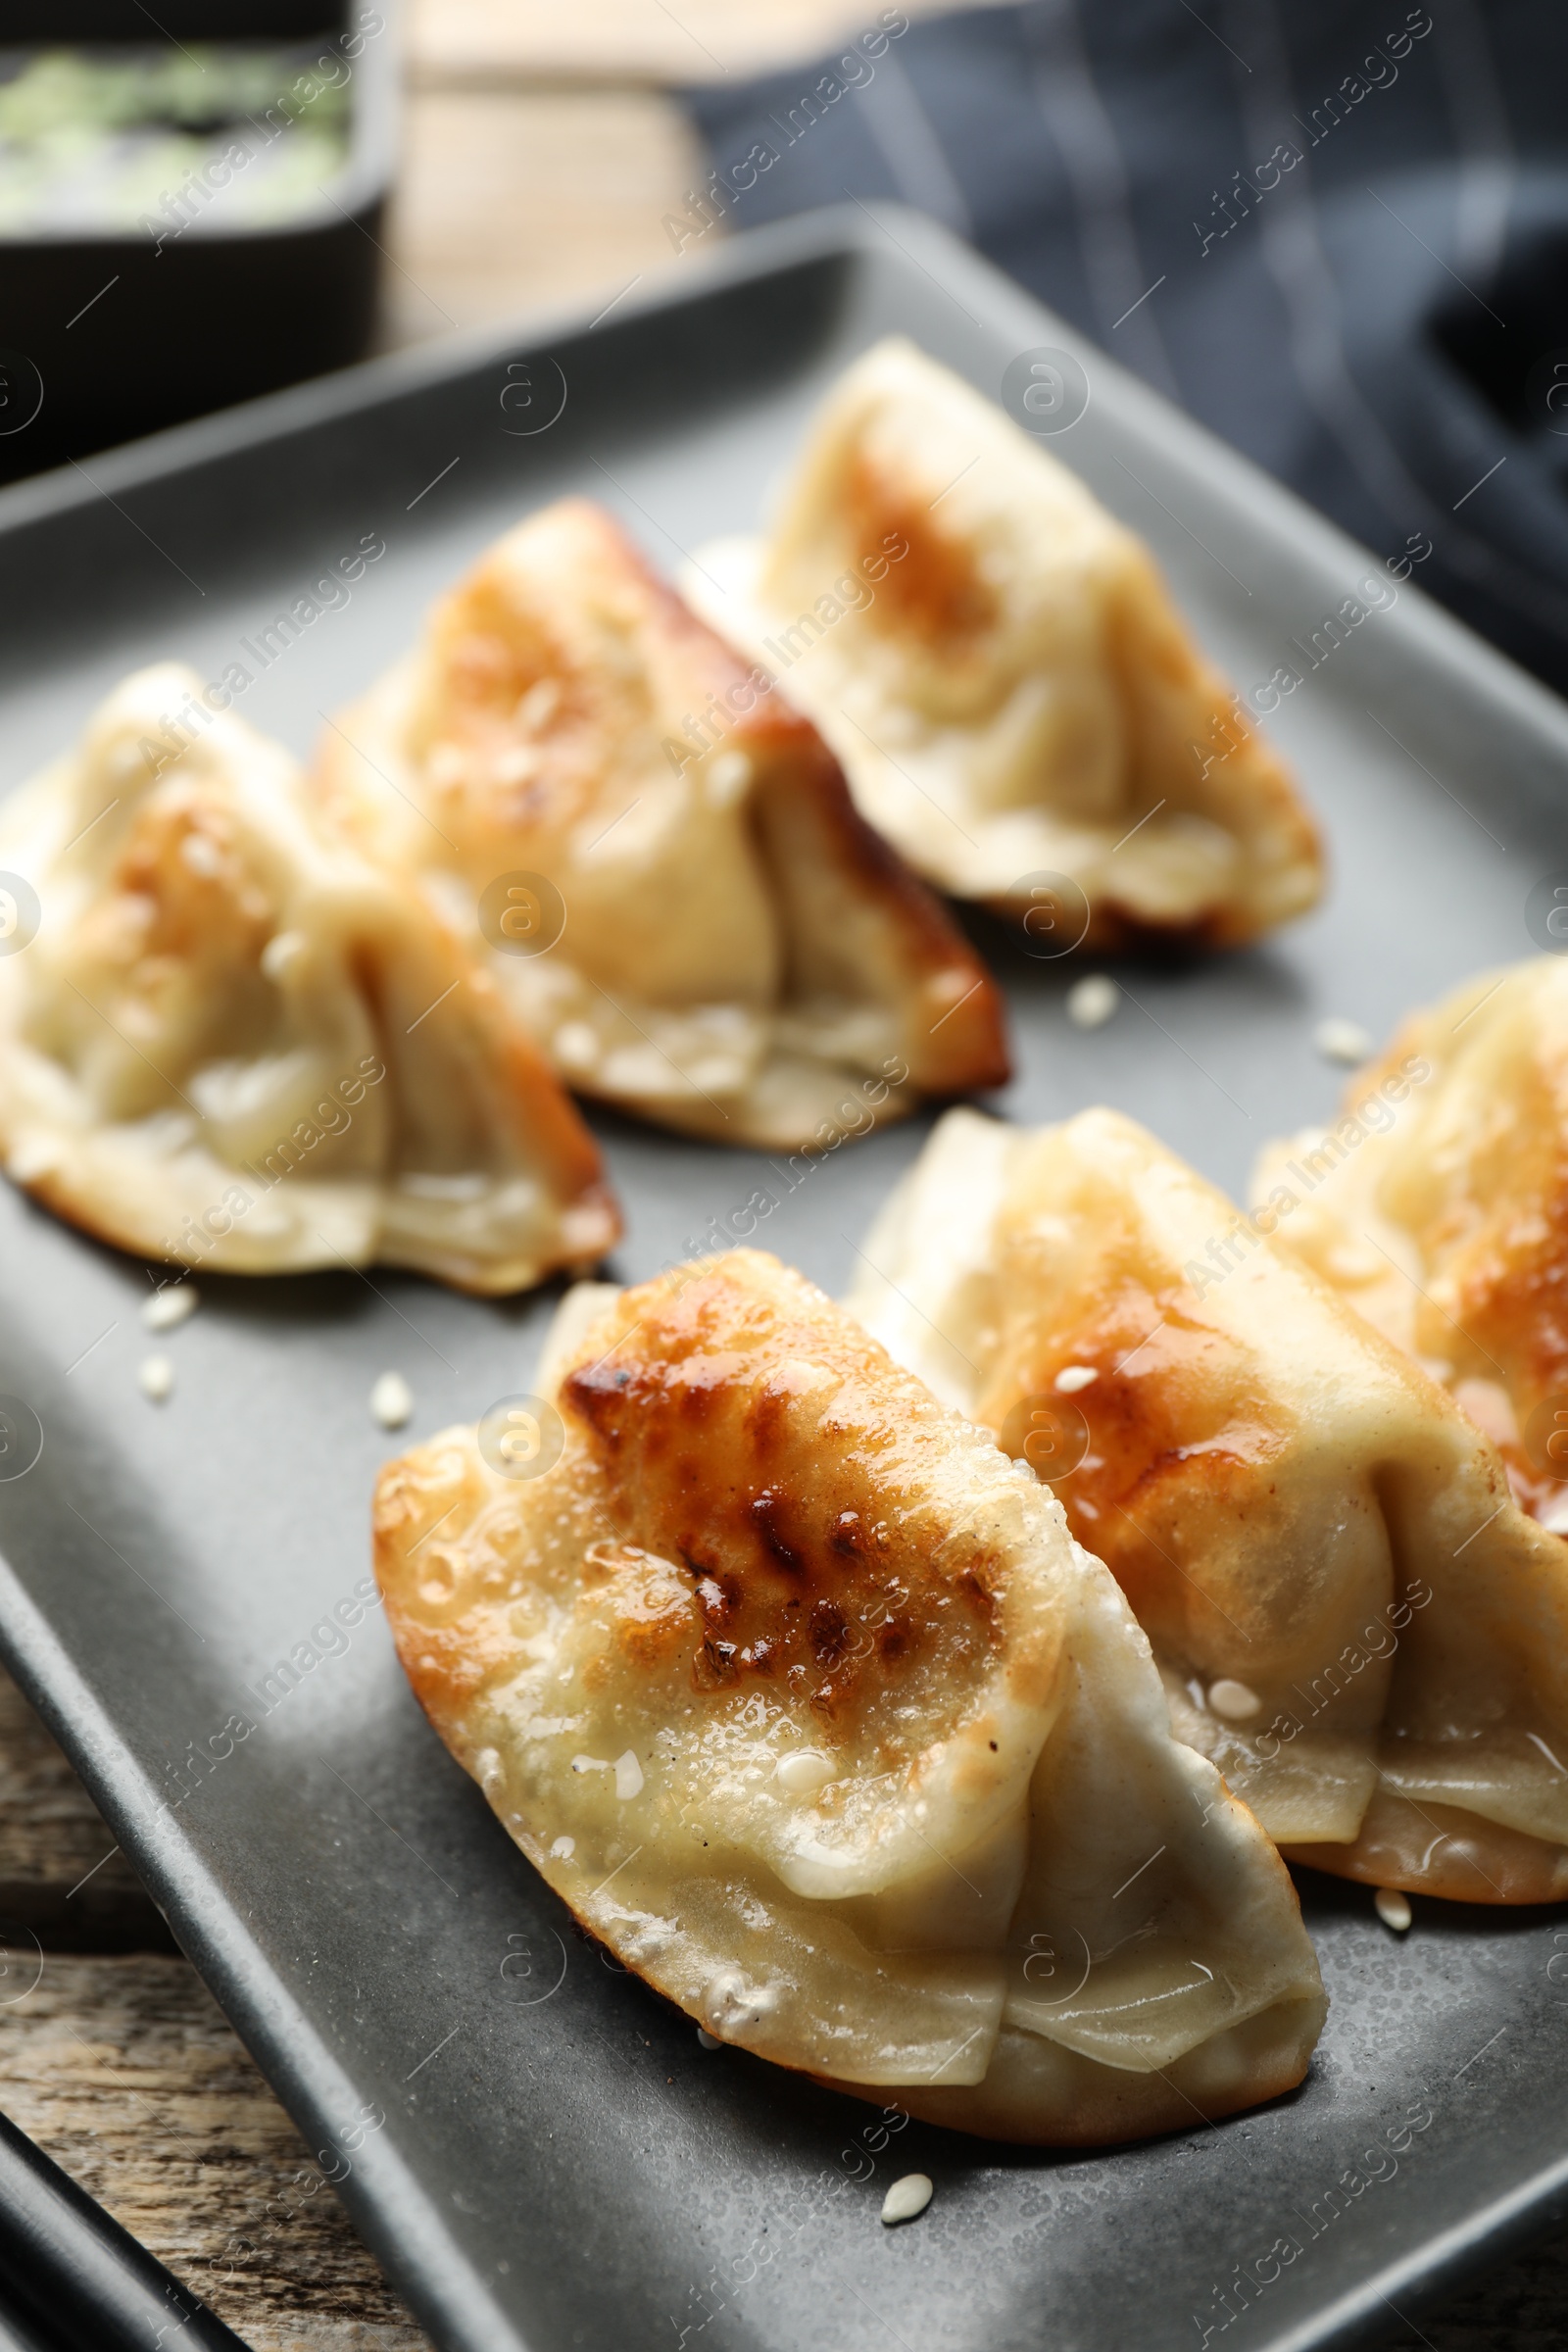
1 207 1566 2352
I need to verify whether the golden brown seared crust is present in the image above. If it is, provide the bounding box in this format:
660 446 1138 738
688 339 1324 953
563 1262 1006 1720
844 449 1000 654
315 498 1008 1148
849 1105 1568 1898
407 498 755 855
372 1440 529 1716
373 1248 1326 2142
839 477 1324 953
736 717 1009 1096
1256 960 1568 1524
1083 548 1326 953
376 1249 1053 1765
969 1200 1292 1642
1361 987 1568 1426
0 663 620 1295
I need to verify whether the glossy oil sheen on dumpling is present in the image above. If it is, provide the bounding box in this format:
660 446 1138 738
1254 958 1568 1533
0 664 618 1293
374 1249 1324 2145
315 498 1008 1151
686 337 1323 949
848 1107 1568 1903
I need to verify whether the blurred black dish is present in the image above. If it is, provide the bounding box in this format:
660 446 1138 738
0 2 395 484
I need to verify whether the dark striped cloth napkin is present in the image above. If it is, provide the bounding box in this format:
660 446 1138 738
682 0 1568 698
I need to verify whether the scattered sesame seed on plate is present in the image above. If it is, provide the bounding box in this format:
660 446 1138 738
142 1283 198 1332
138 1354 173 1402
1067 974 1118 1030
1375 1887 1412 1933
371 1371 413 1429
1313 1016 1373 1065
881 2174 934 2227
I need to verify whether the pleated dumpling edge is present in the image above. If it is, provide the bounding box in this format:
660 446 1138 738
314 497 1011 1152
0 662 619 1293
848 1104 1568 1904
685 336 1324 952
373 1247 1325 2145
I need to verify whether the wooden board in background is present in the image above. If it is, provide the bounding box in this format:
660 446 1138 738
405 0 993 87
379 90 705 346
0 1666 430 2351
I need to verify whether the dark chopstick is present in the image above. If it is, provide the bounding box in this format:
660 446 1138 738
0 2282 61 2352
0 2105 251 2351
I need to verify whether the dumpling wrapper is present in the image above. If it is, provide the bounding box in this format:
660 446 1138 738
848 1106 1568 1903
686 337 1323 949
0 664 619 1293
315 497 1009 1151
1255 958 1568 1534
373 1248 1324 2145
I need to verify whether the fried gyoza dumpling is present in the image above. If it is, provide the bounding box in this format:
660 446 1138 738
686 338 1323 948
848 1107 1568 1903
315 498 1008 1152
374 1249 1324 2144
1255 958 1568 1531
0 665 618 1293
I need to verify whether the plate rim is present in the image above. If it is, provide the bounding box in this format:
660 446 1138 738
1 200 1566 2352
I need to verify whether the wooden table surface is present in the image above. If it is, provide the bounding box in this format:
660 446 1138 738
2 5 1565 2346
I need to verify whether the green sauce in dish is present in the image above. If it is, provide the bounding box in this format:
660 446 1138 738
0 44 354 238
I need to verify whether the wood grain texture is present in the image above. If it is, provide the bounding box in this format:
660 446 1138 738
405 0 995 88
379 89 705 346
0 1953 430 2352
4 1684 1568 2352
0 1666 428 2351
0 1660 172 1953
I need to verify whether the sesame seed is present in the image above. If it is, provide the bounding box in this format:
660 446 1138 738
260 930 308 982
1375 1887 1412 1933
706 751 752 806
138 1354 174 1403
371 1371 413 1429
1067 974 1119 1030
881 2174 933 2226
142 1283 198 1332
1313 1016 1373 1065
554 1020 601 1073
